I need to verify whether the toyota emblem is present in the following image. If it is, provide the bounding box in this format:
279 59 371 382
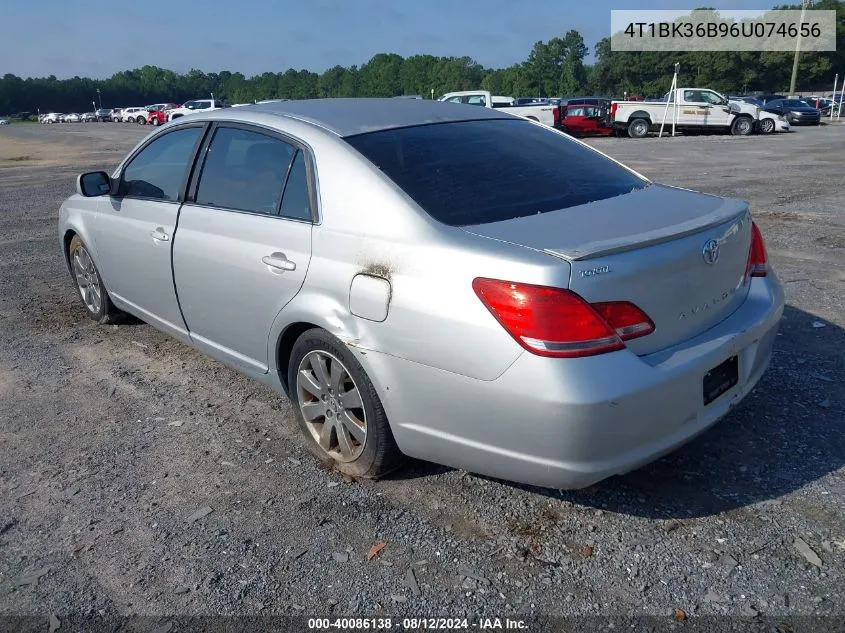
702 239 720 265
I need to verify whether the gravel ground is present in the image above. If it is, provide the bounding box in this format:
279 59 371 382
0 121 843 629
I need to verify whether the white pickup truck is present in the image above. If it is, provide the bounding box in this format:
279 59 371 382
167 99 229 122
438 90 557 127
611 88 760 138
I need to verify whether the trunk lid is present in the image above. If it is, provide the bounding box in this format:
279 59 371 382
463 184 753 355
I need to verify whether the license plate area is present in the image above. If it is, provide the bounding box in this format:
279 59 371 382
703 355 738 406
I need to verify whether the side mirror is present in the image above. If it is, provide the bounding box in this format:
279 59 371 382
76 171 112 197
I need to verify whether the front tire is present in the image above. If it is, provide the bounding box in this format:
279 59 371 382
288 328 404 478
628 118 649 138
759 118 775 134
137 116 146 124
731 116 753 136
68 235 123 324
151 117 160 126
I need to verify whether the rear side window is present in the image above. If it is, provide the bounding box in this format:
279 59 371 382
195 126 296 215
344 119 646 226
280 151 313 221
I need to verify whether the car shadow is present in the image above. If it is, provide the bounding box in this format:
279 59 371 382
394 304 844 519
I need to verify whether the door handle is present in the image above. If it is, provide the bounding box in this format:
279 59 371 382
262 253 296 271
150 228 170 242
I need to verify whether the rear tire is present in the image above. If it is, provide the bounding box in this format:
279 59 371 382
137 116 146 124
67 235 123 324
731 115 753 136
288 328 404 479
151 117 160 126
627 118 649 138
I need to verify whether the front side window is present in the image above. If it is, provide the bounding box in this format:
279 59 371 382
120 126 203 201
345 119 646 227
195 126 296 215
700 91 725 105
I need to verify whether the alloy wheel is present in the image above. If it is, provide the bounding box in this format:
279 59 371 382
296 350 367 462
72 246 102 314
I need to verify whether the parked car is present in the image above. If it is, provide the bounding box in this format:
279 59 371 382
114 107 146 123
756 109 790 134
0 118 8 125
65 113 82 123
438 90 558 127
95 108 114 122
763 99 821 125
800 97 833 115
82 112 97 122
167 99 229 121
145 103 181 126
557 104 614 137
612 88 759 138
110 108 123 122
40 112 63 124
59 99 783 490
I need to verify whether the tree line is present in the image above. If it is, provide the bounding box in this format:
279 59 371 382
1 0 842 116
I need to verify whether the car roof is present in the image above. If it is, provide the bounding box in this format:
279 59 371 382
222 98 514 137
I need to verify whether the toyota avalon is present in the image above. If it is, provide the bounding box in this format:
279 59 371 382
58 99 784 489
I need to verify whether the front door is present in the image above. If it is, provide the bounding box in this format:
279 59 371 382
699 90 732 127
172 124 314 374
92 124 206 339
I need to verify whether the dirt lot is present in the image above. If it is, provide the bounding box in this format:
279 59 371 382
0 121 843 628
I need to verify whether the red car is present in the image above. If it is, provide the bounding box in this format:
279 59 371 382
146 103 181 126
557 105 615 137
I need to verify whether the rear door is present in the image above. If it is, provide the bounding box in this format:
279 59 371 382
93 123 206 339
172 123 315 374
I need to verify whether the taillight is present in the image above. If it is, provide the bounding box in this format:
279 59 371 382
610 102 618 118
591 301 655 340
747 221 769 277
553 105 561 127
472 278 654 358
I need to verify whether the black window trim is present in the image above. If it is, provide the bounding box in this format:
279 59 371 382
185 120 320 225
114 121 210 203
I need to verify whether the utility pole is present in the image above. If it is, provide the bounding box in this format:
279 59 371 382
789 0 812 95
96 88 102 110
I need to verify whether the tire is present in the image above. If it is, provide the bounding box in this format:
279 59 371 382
151 117 160 126
526 116 539 122
287 328 404 479
627 118 649 138
731 116 753 136
67 235 123 324
137 116 146 124
759 118 775 134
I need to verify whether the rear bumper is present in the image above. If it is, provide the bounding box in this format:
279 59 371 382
356 274 785 490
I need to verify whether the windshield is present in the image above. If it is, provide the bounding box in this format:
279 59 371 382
344 119 647 227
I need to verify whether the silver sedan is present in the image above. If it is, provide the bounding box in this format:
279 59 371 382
59 99 784 489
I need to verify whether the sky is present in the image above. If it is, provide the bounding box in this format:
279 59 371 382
1 0 776 79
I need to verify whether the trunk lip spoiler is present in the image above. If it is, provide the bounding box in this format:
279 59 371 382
463 186 749 263
544 204 748 261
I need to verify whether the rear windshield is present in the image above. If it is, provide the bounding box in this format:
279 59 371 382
344 119 646 226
